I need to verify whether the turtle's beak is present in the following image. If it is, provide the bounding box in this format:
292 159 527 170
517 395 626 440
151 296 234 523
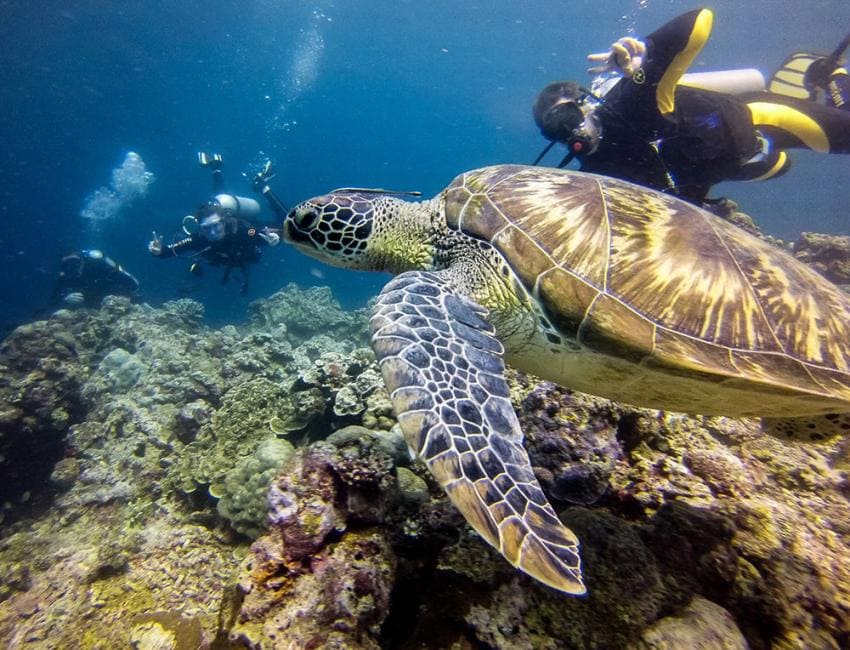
282 211 296 242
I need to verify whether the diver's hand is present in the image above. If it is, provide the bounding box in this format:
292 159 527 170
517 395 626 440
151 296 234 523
587 37 647 78
251 160 276 192
148 231 163 256
258 229 280 247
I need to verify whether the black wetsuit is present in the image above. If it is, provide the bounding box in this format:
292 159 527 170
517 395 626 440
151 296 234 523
157 217 275 290
52 250 139 307
575 9 850 202
153 154 288 293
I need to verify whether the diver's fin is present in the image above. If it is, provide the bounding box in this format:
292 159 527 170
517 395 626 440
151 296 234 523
762 414 850 442
768 52 826 100
770 33 850 100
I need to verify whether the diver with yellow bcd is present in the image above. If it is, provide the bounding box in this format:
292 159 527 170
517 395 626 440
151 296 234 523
533 9 850 204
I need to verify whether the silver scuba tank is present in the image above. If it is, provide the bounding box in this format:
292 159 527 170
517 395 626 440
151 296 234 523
212 193 261 219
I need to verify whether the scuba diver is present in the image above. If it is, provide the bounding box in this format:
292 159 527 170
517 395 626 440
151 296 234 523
51 249 140 308
532 8 850 204
148 153 284 295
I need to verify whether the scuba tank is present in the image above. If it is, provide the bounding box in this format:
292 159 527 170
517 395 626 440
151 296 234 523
211 193 261 220
196 152 261 219
679 69 766 95
180 194 263 239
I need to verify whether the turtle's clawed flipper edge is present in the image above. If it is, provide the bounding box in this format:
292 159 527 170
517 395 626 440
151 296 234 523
370 271 586 595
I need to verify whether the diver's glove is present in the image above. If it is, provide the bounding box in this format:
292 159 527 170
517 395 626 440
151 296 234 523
258 230 280 247
587 37 647 78
148 231 164 256
251 160 276 193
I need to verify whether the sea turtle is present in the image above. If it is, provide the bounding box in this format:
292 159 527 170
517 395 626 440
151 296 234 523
282 164 850 595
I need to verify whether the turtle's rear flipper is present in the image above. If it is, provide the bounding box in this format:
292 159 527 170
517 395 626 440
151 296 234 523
762 413 850 442
370 270 586 595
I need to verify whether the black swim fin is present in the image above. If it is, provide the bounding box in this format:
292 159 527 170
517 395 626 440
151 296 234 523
770 52 828 99
769 32 850 100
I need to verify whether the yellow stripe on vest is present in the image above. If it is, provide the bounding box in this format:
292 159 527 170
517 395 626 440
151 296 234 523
747 102 830 152
656 9 714 115
746 151 789 182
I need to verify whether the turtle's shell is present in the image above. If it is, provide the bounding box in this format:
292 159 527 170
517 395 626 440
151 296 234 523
442 165 850 416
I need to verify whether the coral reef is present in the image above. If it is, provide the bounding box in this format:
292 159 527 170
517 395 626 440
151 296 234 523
171 376 296 493
215 436 295 538
228 442 403 648
292 350 394 435
793 231 850 286
247 284 370 349
0 309 98 517
720 205 850 290
1 282 849 649
634 596 748 649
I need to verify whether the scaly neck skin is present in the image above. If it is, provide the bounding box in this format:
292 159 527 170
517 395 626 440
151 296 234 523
364 192 537 348
366 197 447 274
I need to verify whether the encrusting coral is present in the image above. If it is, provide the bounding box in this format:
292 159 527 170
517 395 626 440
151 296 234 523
0 245 849 648
792 231 850 286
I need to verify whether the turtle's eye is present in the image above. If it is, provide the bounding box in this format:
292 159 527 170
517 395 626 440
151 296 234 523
293 208 318 230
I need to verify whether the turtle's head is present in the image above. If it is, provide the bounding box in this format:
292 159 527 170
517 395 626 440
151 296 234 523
284 189 433 272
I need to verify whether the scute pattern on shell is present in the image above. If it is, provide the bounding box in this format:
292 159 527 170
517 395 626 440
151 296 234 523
370 270 585 594
441 165 850 406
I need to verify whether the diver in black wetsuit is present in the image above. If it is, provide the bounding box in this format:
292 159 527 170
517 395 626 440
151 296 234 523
51 249 139 308
532 8 850 204
148 153 284 295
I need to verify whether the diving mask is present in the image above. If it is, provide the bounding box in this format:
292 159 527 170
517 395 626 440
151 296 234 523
538 100 585 143
537 93 602 155
200 214 226 241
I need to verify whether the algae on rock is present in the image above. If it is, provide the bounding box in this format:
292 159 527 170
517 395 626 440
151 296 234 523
2 280 850 649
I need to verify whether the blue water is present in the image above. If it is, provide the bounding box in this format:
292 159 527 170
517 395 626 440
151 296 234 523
1 0 849 332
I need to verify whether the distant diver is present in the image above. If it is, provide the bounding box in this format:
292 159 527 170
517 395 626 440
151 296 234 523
51 249 139 308
148 153 285 295
532 8 850 205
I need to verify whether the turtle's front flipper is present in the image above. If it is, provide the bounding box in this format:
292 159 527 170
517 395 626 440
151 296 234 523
370 271 585 595
763 414 850 441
